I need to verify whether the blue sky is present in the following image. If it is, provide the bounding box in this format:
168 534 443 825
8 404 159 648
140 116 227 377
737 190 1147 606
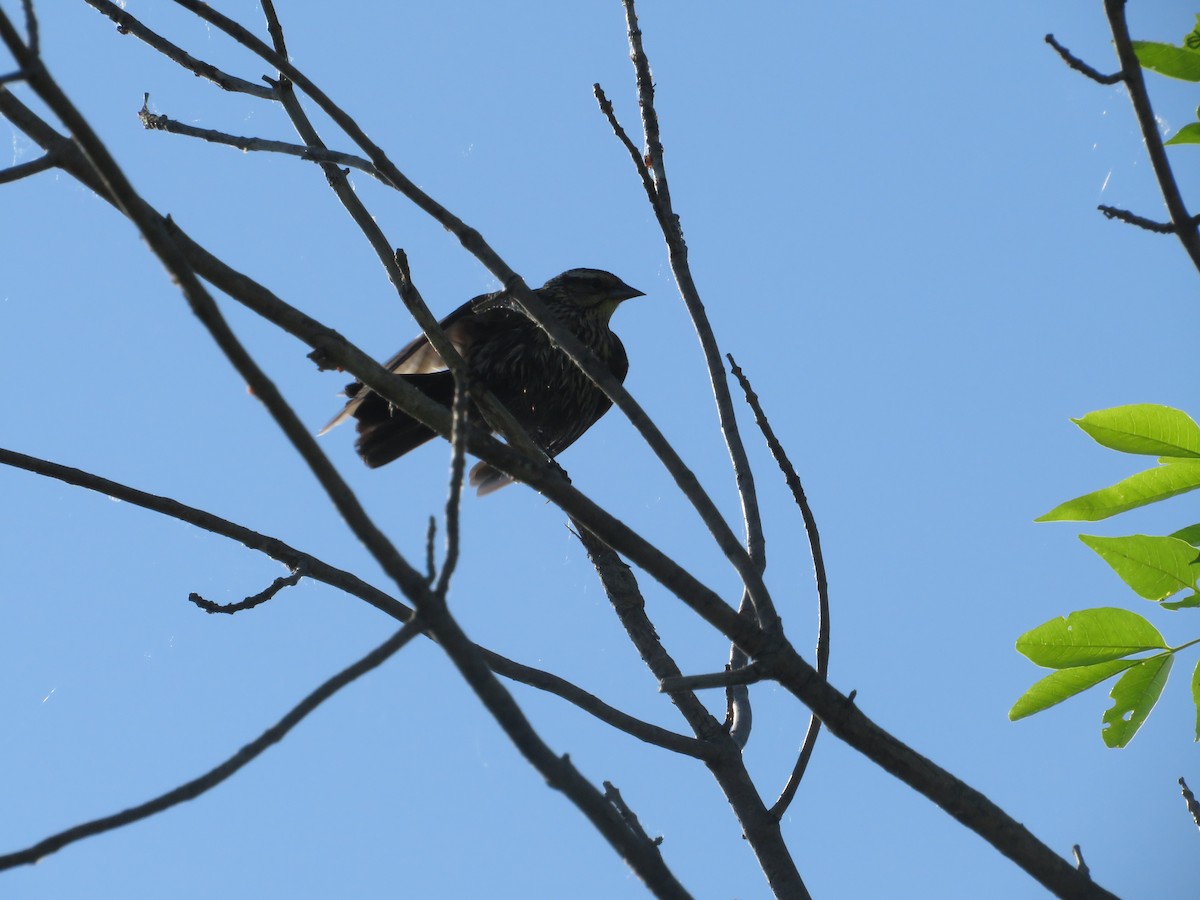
3 2 1199 897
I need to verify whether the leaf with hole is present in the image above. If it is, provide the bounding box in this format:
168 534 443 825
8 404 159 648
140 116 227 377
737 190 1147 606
1101 654 1173 747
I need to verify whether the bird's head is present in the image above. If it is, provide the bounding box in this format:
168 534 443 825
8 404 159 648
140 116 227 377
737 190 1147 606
540 268 645 321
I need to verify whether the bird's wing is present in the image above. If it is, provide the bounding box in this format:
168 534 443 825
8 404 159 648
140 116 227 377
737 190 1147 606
540 338 630 458
319 291 501 435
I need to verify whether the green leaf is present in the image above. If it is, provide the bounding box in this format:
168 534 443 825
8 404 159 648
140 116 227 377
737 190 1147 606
1169 523 1200 546
1071 405 1200 457
1101 654 1173 747
1009 659 1138 720
1162 592 1200 610
1036 461 1200 522
1016 607 1166 668
1166 122 1200 146
1192 659 1200 741
1078 534 1199 600
1134 41 1200 81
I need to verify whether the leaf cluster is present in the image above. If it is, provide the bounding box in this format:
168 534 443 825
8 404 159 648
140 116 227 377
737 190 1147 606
1014 405 1200 747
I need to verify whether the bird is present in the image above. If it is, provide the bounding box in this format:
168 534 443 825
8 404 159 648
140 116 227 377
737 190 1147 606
321 268 644 494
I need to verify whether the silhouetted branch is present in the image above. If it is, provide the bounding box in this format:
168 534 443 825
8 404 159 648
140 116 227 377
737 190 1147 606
726 355 831 820
573 522 810 899
613 0 771 629
660 663 766 692
0 620 423 871
436 364 469 599
0 151 53 183
605 781 663 847
1098 204 1188 234
1044 34 1122 84
1101 0 1200 271
1072 845 1091 878
1181 777 1200 830
138 97 383 179
188 564 305 614
83 0 275 97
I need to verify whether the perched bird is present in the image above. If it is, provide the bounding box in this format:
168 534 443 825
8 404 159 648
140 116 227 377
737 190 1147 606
321 268 644 494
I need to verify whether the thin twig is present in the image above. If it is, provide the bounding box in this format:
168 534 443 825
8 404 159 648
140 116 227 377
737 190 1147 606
610 1 769 754
1098 204 1180 234
1071 845 1091 878
0 620 422 871
604 781 663 847
138 98 383 180
660 663 765 693
20 0 36 57
1044 34 1122 85
82 0 275 98
615 0 770 624
424 516 437 584
188 565 305 614
726 355 831 820
1181 777 1200 830
436 355 469 599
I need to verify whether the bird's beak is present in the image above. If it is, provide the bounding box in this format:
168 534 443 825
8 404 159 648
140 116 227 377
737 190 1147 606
611 281 645 302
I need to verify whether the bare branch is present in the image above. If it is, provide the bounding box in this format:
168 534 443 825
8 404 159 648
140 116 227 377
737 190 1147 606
604 781 663 848
1072 845 1091 878
0 151 54 183
188 564 305 614
1099 203 1184 234
436 350 469 600
1044 34 1122 84
1181 777 1200 831
726 355 831 819
615 0 770 628
20 0 36 57
424 516 437 584
82 0 275 98
660 663 765 693
0 620 422 871
1102 0 1200 271
137 96 384 181
482 649 711 759
573 524 810 899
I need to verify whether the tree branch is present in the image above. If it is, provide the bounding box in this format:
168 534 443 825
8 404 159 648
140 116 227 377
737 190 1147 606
1102 0 1200 271
0 620 423 871
1044 33 1123 85
726 355 831 819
